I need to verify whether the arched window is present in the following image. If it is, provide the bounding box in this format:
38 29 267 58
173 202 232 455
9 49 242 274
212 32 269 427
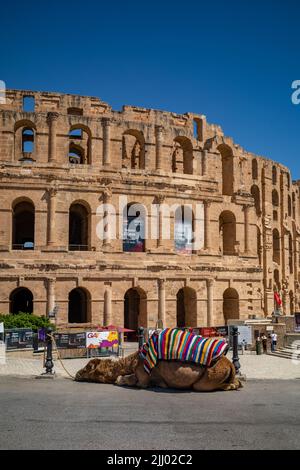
272 229 280 264
174 205 194 253
193 118 203 141
272 166 277 185
176 287 197 327
12 200 35 250
122 130 145 170
22 128 34 153
219 211 236 255
251 185 261 216
68 288 90 323
124 287 147 338
172 137 193 175
272 189 279 221
9 287 33 314
252 159 258 180
288 195 292 217
123 203 146 252
223 288 239 324
218 144 234 196
68 126 91 164
69 203 89 251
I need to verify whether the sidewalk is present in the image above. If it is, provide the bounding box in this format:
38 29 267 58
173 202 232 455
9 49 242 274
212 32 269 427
0 351 300 380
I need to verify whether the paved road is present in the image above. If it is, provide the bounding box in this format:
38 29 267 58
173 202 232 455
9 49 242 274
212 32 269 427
0 377 299 450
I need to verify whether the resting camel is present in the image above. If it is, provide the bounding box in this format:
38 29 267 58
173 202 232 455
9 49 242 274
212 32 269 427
75 329 242 392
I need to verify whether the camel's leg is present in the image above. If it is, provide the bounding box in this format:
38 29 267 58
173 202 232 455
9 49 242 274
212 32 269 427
134 362 151 388
116 374 138 387
193 356 235 392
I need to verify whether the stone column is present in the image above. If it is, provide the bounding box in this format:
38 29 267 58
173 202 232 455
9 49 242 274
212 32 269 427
155 125 164 171
204 201 211 251
156 195 165 248
102 118 111 166
206 279 214 327
104 284 112 326
47 112 59 163
158 278 166 327
102 187 112 247
47 187 58 246
47 278 56 315
243 204 251 255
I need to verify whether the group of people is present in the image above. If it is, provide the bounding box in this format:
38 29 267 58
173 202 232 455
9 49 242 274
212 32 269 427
258 332 278 353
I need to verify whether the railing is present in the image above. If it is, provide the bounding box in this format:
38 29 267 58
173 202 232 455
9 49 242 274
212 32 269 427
68 244 89 251
12 244 34 250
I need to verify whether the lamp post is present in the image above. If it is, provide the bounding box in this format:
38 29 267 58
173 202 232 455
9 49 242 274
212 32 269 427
137 327 145 349
231 326 241 375
44 327 54 375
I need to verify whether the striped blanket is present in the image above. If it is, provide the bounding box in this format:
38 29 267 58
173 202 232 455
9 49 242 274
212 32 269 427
140 328 228 374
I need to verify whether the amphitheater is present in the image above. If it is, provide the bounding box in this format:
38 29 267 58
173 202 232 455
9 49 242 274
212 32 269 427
0 89 299 331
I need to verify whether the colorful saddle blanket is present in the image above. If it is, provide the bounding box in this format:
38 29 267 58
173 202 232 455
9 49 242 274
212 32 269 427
140 328 228 374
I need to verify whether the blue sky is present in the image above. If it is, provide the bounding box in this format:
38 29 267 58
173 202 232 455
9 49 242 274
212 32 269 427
1 0 300 177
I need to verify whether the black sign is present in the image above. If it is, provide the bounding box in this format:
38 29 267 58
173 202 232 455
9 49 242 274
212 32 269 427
5 328 33 350
53 332 86 349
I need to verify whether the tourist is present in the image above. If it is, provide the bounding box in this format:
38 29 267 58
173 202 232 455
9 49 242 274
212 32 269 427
271 332 278 352
261 333 268 353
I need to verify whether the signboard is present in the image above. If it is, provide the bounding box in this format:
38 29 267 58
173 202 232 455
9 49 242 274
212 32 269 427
295 313 300 332
5 328 33 350
123 216 145 252
86 331 118 349
199 327 228 337
53 332 86 349
229 325 252 346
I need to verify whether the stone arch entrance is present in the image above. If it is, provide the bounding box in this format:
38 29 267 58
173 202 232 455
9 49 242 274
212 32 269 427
176 287 197 327
12 200 35 250
124 288 147 337
68 287 90 323
223 288 239 324
9 287 33 314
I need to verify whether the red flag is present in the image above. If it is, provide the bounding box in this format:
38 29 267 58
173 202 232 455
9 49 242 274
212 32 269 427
274 292 282 306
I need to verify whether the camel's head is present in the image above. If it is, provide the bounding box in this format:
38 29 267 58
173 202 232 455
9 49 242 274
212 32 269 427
75 358 116 383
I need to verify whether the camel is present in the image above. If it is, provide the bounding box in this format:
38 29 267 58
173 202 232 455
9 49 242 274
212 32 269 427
75 351 242 392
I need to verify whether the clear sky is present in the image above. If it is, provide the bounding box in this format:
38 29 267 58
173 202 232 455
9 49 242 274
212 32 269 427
1 0 300 177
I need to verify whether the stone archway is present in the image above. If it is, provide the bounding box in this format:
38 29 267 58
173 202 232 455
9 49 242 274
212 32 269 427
68 287 90 323
124 288 147 338
223 288 239 324
176 287 197 327
9 287 33 314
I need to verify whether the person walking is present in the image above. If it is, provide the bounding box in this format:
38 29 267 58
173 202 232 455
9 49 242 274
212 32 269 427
261 333 268 353
271 332 278 352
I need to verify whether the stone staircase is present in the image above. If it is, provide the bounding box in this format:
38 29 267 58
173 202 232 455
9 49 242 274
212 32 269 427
269 344 300 360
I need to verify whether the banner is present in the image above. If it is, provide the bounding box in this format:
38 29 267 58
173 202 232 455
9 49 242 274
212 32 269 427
5 328 33 350
53 332 86 349
86 331 118 349
229 325 252 345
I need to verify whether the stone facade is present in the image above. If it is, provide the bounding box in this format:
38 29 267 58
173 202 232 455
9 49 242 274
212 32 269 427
0 89 299 329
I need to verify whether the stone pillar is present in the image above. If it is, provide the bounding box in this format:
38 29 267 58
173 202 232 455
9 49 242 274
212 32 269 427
47 278 56 315
202 150 207 176
158 279 166 327
102 118 111 166
204 201 211 251
104 284 112 326
155 125 164 171
102 187 112 247
156 195 165 248
47 187 58 246
243 204 251 255
206 279 214 327
47 112 59 163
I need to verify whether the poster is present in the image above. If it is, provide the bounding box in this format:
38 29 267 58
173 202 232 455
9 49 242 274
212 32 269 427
123 216 145 252
5 328 33 350
53 332 86 349
86 331 119 349
229 325 252 346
